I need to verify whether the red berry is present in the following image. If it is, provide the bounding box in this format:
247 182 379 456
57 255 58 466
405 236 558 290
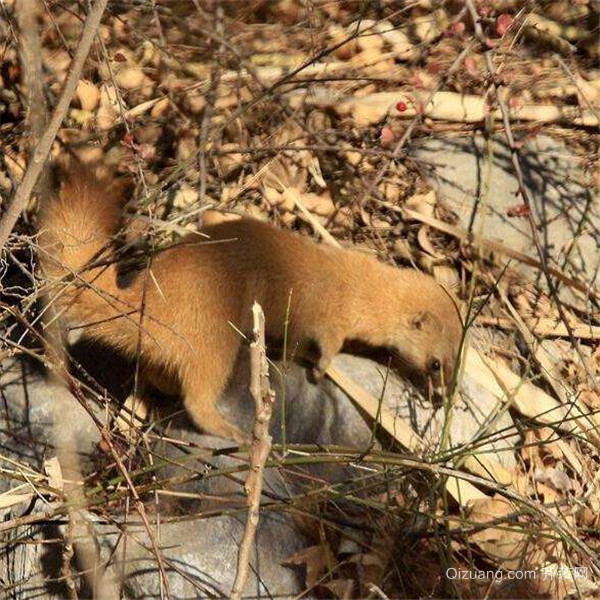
507 203 530 218
445 21 466 38
396 101 408 113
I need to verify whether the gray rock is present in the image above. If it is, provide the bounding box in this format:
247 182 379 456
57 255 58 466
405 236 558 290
0 358 103 493
330 354 516 467
413 134 599 305
118 515 304 599
0 346 515 599
0 499 306 600
168 351 516 486
0 357 307 599
0 517 66 600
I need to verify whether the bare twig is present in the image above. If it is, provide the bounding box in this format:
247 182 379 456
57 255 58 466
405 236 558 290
43 341 170 598
195 0 225 215
496 286 600 445
231 303 276 600
476 315 600 340
554 54 600 121
368 583 391 600
17 0 47 147
275 180 341 248
0 0 109 251
62 517 79 600
93 410 173 600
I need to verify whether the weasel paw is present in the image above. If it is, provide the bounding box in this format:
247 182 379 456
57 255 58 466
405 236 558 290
308 365 326 384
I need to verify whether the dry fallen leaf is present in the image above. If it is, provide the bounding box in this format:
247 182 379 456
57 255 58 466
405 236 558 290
0 492 35 510
468 496 547 570
172 184 198 210
150 97 171 118
534 465 574 493
285 543 336 588
216 143 244 177
300 191 336 217
575 74 600 109
116 67 154 96
405 190 436 217
328 24 358 59
97 83 120 130
201 211 241 227
433 264 460 290
354 20 385 53
374 20 415 60
76 79 100 111
322 578 354 599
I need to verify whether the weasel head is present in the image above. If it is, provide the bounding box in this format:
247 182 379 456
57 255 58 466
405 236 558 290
390 286 463 389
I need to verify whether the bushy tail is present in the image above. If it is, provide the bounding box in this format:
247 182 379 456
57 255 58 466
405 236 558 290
37 162 127 320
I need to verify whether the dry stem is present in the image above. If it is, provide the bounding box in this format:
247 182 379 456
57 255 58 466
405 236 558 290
231 303 276 600
14 2 118 597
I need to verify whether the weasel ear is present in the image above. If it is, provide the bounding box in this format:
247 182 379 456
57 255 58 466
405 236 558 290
409 310 432 330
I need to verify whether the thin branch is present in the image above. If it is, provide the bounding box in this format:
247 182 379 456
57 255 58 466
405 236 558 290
76 383 173 600
18 0 47 146
62 516 79 600
0 0 109 251
195 0 225 217
15 2 118 598
231 303 276 600
554 53 600 121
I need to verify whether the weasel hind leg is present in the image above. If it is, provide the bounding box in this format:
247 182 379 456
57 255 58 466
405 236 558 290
182 366 248 444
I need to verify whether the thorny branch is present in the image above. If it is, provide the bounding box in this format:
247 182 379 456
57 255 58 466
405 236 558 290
1 2 599 596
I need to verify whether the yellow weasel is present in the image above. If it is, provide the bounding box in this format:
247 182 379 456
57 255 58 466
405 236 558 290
38 165 462 442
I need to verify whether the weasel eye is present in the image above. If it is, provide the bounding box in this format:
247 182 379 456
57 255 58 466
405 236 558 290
430 359 441 372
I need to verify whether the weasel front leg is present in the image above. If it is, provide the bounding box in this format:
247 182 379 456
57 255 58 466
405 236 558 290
309 333 344 383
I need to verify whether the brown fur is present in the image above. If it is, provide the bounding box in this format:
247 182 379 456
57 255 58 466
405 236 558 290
38 165 462 442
